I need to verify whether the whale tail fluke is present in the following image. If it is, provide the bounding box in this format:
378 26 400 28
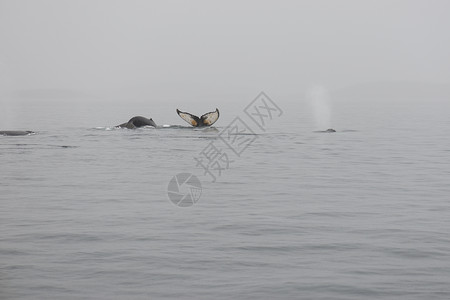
176 108 219 127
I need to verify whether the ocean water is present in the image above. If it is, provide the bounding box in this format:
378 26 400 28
1 97 450 299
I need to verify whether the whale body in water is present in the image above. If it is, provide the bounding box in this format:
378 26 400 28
314 128 336 133
116 109 219 129
0 130 34 136
116 116 157 129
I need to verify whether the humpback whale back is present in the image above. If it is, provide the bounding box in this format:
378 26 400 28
176 108 219 127
116 116 157 129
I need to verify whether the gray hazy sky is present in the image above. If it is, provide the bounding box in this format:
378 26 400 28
1 0 449 100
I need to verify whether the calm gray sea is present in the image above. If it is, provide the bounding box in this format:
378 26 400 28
1 97 450 299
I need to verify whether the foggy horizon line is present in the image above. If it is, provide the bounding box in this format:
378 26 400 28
2 80 450 102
